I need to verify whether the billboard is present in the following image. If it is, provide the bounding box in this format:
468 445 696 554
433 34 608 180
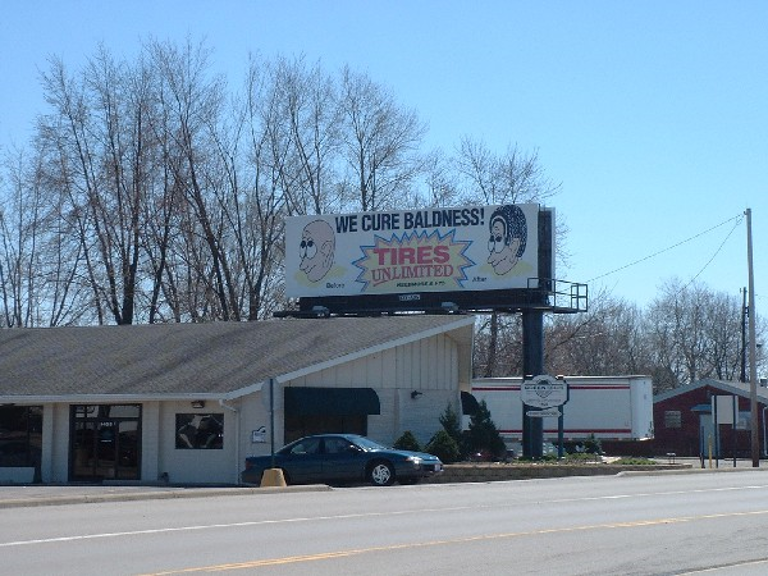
285 204 548 299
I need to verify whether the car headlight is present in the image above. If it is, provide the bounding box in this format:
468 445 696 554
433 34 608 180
405 456 422 465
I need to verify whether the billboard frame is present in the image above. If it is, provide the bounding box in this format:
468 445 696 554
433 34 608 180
276 208 588 317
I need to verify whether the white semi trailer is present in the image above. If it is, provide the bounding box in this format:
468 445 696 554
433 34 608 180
471 375 654 443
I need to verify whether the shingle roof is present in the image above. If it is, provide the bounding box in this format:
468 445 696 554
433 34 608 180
0 315 474 400
654 378 768 404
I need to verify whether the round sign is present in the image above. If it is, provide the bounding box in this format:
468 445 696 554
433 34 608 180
521 375 568 408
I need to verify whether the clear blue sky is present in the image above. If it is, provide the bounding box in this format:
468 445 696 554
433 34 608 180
1 1 766 311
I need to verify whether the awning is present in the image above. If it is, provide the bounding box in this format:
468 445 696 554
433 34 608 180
284 387 381 416
461 391 480 415
690 404 712 413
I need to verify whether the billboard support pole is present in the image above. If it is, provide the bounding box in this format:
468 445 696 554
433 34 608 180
522 309 544 458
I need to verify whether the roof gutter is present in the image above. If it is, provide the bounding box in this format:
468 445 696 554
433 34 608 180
0 393 232 404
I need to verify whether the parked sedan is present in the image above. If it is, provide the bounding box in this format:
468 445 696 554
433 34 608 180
241 434 443 487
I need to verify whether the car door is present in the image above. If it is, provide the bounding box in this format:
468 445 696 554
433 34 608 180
280 437 324 483
320 436 367 483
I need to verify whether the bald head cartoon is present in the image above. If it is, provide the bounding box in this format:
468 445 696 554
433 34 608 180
299 220 336 282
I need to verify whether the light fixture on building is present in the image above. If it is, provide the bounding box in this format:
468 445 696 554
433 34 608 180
440 301 459 313
191 400 206 409
311 306 330 317
410 390 423 399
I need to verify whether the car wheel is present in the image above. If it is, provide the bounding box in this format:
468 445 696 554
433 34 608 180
368 461 395 486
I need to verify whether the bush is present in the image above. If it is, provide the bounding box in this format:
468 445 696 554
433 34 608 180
613 456 655 465
439 403 463 447
393 430 421 452
563 452 600 463
463 400 506 461
426 430 461 463
563 435 603 455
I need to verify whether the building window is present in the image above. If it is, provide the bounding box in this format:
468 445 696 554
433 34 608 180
664 410 682 429
736 411 752 430
0 406 43 469
175 414 224 449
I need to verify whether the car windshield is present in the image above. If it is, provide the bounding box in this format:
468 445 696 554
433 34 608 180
352 436 387 451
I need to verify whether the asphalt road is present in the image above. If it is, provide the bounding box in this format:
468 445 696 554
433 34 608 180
3 469 768 575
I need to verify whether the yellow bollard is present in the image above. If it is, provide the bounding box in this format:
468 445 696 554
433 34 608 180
260 468 287 488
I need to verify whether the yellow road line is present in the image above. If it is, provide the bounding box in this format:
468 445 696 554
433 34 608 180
139 508 768 575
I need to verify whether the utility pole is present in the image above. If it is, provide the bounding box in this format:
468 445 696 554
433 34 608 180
741 287 747 383
746 208 759 466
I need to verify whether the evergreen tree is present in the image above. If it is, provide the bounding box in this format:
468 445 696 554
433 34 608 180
426 429 460 463
464 400 506 460
439 403 463 446
393 430 421 452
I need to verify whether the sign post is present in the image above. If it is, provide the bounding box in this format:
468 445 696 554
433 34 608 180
712 394 738 468
522 374 569 458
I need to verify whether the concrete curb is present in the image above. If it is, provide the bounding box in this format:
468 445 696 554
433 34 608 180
4 463 765 509
618 465 768 477
425 463 694 483
0 484 331 509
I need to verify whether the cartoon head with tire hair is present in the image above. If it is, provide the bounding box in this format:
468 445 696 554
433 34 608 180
487 205 527 275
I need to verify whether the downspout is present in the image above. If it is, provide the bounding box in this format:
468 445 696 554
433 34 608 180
763 406 768 458
219 399 240 485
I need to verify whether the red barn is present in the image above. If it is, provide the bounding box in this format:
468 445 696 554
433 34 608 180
653 379 768 459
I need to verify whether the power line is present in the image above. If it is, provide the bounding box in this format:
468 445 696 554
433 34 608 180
587 213 744 283
684 216 743 289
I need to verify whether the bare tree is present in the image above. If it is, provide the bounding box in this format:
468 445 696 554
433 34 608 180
277 56 343 215
339 66 427 212
0 144 90 326
36 47 154 325
645 280 754 389
419 149 463 209
0 149 43 327
454 137 563 377
149 39 239 321
545 290 651 377
455 137 560 206
473 314 524 377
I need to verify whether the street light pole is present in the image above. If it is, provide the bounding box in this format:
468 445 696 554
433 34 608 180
746 208 759 467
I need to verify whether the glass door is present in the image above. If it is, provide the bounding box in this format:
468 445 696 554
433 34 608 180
70 405 141 482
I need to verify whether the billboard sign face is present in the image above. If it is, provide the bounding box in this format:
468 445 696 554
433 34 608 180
285 204 544 299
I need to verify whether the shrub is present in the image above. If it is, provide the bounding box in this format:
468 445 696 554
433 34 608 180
393 430 421 452
583 434 603 454
426 430 461 463
563 452 600 463
463 400 506 460
613 457 655 465
563 434 603 455
439 403 463 447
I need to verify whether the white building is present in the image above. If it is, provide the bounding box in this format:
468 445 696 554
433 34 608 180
0 315 474 485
